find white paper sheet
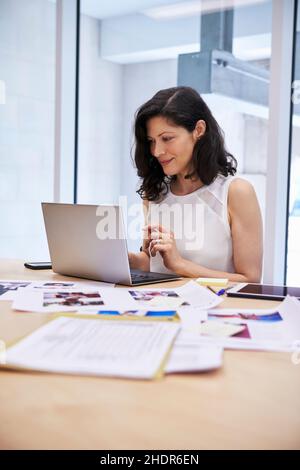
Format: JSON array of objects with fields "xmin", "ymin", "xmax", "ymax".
[
  {"xmin": 177, "ymin": 281, "xmax": 224, "ymax": 309},
  {"xmin": 127, "ymin": 287, "xmax": 188, "ymax": 309},
  {"xmin": 13, "ymin": 288, "xmax": 103, "ymax": 313},
  {"xmin": 177, "ymin": 307, "xmax": 207, "ymax": 330},
  {"xmin": 201, "ymin": 296, "xmax": 300, "ymax": 351},
  {"xmin": 165, "ymin": 336, "xmax": 223, "ymax": 373},
  {"xmin": 5, "ymin": 316, "xmax": 180, "ymax": 379},
  {"xmin": 12, "ymin": 287, "xmax": 137, "ymax": 313},
  {"xmin": 127, "ymin": 280, "xmax": 222, "ymax": 311}
]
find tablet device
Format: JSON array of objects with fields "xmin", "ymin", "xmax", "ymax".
[{"xmin": 227, "ymin": 283, "xmax": 300, "ymax": 301}]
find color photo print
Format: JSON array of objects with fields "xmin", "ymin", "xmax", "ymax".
[
  {"xmin": 201, "ymin": 310, "xmax": 283, "ymax": 340},
  {"xmin": 208, "ymin": 311, "xmax": 283, "ymax": 322},
  {"xmin": 33, "ymin": 282, "xmax": 76, "ymax": 290},
  {"xmin": 128, "ymin": 289, "xmax": 190, "ymax": 308},
  {"xmin": 43, "ymin": 291, "xmax": 105, "ymax": 308},
  {"xmin": 96, "ymin": 309, "xmax": 176, "ymax": 317}
]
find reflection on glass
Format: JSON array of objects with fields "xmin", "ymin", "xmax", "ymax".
[
  {"xmin": 78, "ymin": 0, "xmax": 272, "ymax": 254},
  {"xmin": 286, "ymin": 2, "xmax": 300, "ymax": 286}
]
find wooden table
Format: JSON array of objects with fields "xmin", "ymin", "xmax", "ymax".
[{"xmin": 0, "ymin": 259, "xmax": 299, "ymax": 450}]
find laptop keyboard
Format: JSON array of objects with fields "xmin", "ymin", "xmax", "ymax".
[
  {"xmin": 130, "ymin": 270, "xmax": 179, "ymax": 282},
  {"xmin": 131, "ymin": 272, "xmax": 158, "ymax": 281}
]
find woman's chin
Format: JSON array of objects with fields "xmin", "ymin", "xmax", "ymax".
[{"xmin": 163, "ymin": 168, "xmax": 177, "ymax": 176}]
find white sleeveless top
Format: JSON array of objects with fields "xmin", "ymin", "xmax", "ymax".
[{"xmin": 148, "ymin": 174, "xmax": 236, "ymax": 274}]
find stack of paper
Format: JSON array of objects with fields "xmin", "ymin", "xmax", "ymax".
[
  {"xmin": 5, "ymin": 316, "xmax": 180, "ymax": 380},
  {"xmin": 1, "ymin": 279, "xmax": 225, "ymax": 377},
  {"xmin": 3, "ymin": 278, "xmax": 300, "ymax": 377}
]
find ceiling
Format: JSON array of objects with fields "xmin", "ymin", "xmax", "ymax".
[
  {"xmin": 81, "ymin": 0, "xmax": 180, "ymax": 19},
  {"xmin": 78, "ymin": 0, "xmax": 270, "ymax": 20}
]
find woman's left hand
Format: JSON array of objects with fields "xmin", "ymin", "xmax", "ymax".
[{"xmin": 145, "ymin": 224, "xmax": 183, "ymax": 273}]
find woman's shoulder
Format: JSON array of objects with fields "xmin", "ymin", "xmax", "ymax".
[
  {"xmin": 228, "ymin": 177, "xmax": 256, "ymax": 197},
  {"xmin": 228, "ymin": 177, "xmax": 258, "ymax": 213}
]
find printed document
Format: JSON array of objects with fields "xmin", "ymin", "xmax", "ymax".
[{"xmin": 5, "ymin": 316, "xmax": 180, "ymax": 379}]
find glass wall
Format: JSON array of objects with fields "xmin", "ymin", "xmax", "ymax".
[
  {"xmin": 0, "ymin": 0, "xmax": 56, "ymax": 260},
  {"xmin": 77, "ymin": 0, "xmax": 272, "ymax": 253},
  {"xmin": 286, "ymin": 0, "xmax": 300, "ymax": 286}
]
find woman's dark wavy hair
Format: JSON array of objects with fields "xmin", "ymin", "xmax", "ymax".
[{"xmin": 133, "ymin": 86, "xmax": 237, "ymax": 201}]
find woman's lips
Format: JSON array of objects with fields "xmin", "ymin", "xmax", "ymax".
[{"xmin": 159, "ymin": 158, "xmax": 174, "ymax": 166}]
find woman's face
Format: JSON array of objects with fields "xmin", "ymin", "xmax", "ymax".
[{"xmin": 146, "ymin": 116, "xmax": 200, "ymax": 177}]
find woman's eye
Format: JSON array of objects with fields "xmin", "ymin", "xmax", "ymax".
[{"xmin": 147, "ymin": 137, "xmax": 173, "ymax": 145}]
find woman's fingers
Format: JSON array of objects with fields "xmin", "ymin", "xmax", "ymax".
[
  {"xmin": 149, "ymin": 238, "xmax": 172, "ymax": 257},
  {"xmin": 143, "ymin": 224, "xmax": 174, "ymax": 257},
  {"xmin": 149, "ymin": 239, "xmax": 157, "ymax": 257},
  {"xmin": 150, "ymin": 230, "xmax": 171, "ymax": 241},
  {"xmin": 143, "ymin": 224, "xmax": 174, "ymax": 238},
  {"xmin": 149, "ymin": 239, "xmax": 160, "ymax": 257},
  {"xmin": 151, "ymin": 243, "xmax": 172, "ymax": 257},
  {"xmin": 143, "ymin": 223, "xmax": 168, "ymax": 233},
  {"xmin": 150, "ymin": 228, "xmax": 160, "ymax": 240}
]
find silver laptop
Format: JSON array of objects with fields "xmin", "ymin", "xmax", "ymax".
[{"xmin": 42, "ymin": 203, "xmax": 181, "ymax": 286}]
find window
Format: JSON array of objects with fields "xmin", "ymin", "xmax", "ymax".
[
  {"xmin": 0, "ymin": 0, "xmax": 56, "ymax": 260},
  {"xmin": 77, "ymin": 0, "xmax": 273, "ymax": 253},
  {"xmin": 286, "ymin": 0, "xmax": 300, "ymax": 286}
]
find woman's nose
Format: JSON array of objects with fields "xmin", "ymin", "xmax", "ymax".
[{"xmin": 152, "ymin": 142, "xmax": 166, "ymax": 157}]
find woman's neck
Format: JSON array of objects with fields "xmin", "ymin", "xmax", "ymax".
[{"xmin": 171, "ymin": 174, "xmax": 204, "ymax": 196}]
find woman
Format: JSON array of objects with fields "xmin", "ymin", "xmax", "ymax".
[{"xmin": 129, "ymin": 86, "xmax": 263, "ymax": 282}]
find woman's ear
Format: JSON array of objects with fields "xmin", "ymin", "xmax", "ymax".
[{"xmin": 193, "ymin": 120, "xmax": 206, "ymax": 140}]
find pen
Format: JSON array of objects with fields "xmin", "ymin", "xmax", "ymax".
[
  {"xmin": 216, "ymin": 287, "xmax": 233, "ymax": 296},
  {"xmin": 206, "ymin": 285, "xmax": 217, "ymax": 294},
  {"xmin": 216, "ymin": 288, "xmax": 226, "ymax": 296},
  {"xmin": 207, "ymin": 286, "xmax": 229, "ymax": 296}
]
